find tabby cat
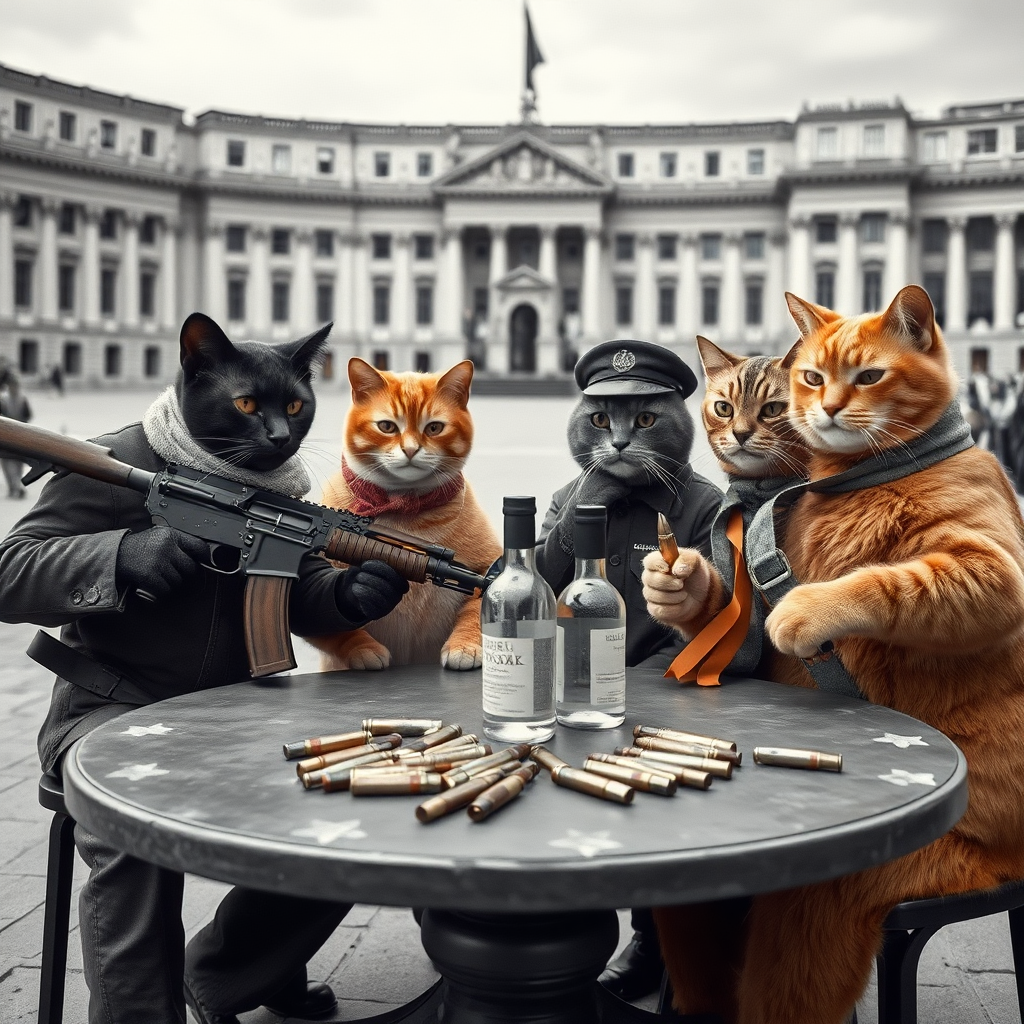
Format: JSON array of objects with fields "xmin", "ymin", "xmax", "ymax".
[{"xmin": 310, "ymin": 357, "xmax": 501, "ymax": 671}]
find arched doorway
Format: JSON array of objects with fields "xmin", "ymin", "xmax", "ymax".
[{"xmin": 509, "ymin": 303, "xmax": 538, "ymax": 373}]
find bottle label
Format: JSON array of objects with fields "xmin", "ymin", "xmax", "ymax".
[
  {"xmin": 590, "ymin": 627, "xmax": 626, "ymax": 706},
  {"xmin": 483, "ymin": 635, "xmax": 541, "ymax": 717},
  {"xmin": 556, "ymin": 625, "xmax": 565, "ymax": 703}
]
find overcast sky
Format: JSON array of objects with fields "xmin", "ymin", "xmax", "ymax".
[{"xmin": 1, "ymin": 0, "xmax": 1022, "ymax": 126}]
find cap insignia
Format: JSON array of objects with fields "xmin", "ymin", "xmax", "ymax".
[{"xmin": 612, "ymin": 349, "xmax": 636, "ymax": 373}]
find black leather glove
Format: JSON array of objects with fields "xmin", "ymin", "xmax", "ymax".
[
  {"xmin": 115, "ymin": 527, "xmax": 209, "ymax": 599},
  {"xmin": 334, "ymin": 560, "xmax": 409, "ymax": 623},
  {"xmin": 557, "ymin": 471, "xmax": 632, "ymax": 551}
]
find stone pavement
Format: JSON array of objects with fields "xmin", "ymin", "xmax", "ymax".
[{"xmin": 0, "ymin": 388, "xmax": 1020, "ymax": 1022}]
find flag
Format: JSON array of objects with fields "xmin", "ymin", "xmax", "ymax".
[{"xmin": 525, "ymin": 5, "xmax": 545, "ymax": 92}]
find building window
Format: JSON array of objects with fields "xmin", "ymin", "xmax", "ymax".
[
  {"xmin": 615, "ymin": 285, "xmax": 633, "ymax": 326},
  {"xmin": 967, "ymin": 129, "xmax": 998, "ymax": 155},
  {"xmin": 862, "ymin": 268, "xmax": 883, "ymax": 312},
  {"xmin": 59, "ymin": 111, "xmax": 76, "ymax": 142},
  {"xmin": 271, "ymin": 229, "xmax": 290, "ymax": 255},
  {"xmin": 747, "ymin": 148, "xmax": 765, "ymax": 175},
  {"xmin": 923, "ymin": 271, "xmax": 946, "ymax": 328},
  {"xmin": 745, "ymin": 281, "xmax": 763, "ymax": 325},
  {"xmin": 374, "ymin": 152, "xmax": 391, "ymax": 177},
  {"xmin": 416, "ymin": 284, "xmax": 434, "ymax": 326},
  {"xmin": 140, "ymin": 215, "xmax": 157, "ymax": 245},
  {"xmin": 372, "ymin": 350, "xmax": 389, "ymax": 370},
  {"xmin": 20, "ymin": 339, "xmax": 39, "ymax": 375},
  {"xmin": 816, "ymin": 126, "xmax": 838, "ymax": 159},
  {"xmin": 100, "ymin": 120, "xmax": 116, "ymax": 149},
  {"xmin": 272, "ymin": 145, "xmax": 292, "ymax": 174},
  {"xmin": 701, "ymin": 282, "xmax": 720, "ymax": 326},
  {"xmin": 14, "ymin": 196, "xmax": 32, "ymax": 228},
  {"xmin": 372, "ymin": 233, "xmax": 392, "ymax": 260},
  {"xmin": 921, "ymin": 131, "xmax": 948, "ymax": 162},
  {"xmin": 414, "ymin": 352, "xmax": 431, "ymax": 373},
  {"xmin": 969, "ymin": 271, "xmax": 994, "ymax": 326},
  {"xmin": 700, "ymin": 234, "xmax": 721, "ymax": 260},
  {"xmin": 815, "ymin": 217, "xmax": 837, "ymax": 244},
  {"xmin": 615, "ymin": 234, "xmax": 635, "ymax": 261},
  {"xmin": 14, "ymin": 261, "xmax": 32, "ymax": 308},
  {"xmin": 1017, "ymin": 126, "xmax": 1024, "ymax": 153},
  {"xmin": 562, "ymin": 287, "xmax": 580, "ymax": 314},
  {"xmin": 14, "ymin": 101, "xmax": 32, "ymax": 133},
  {"xmin": 226, "ymin": 225, "xmax": 246, "ymax": 252},
  {"xmin": 227, "ymin": 140, "xmax": 245, "ymax": 167},
  {"xmin": 316, "ymin": 282, "xmax": 334, "ymax": 322},
  {"xmin": 315, "ymin": 230, "xmax": 334, "ymax": 257},
  {"xmin": 59, "ymin": 203, "xmax": 76, "ymax": 235},
  {"xmin": 617, "ymin": 153, "xmax": 634, "ymax": 177},
  {"xmin": 100, "ymin": 209, "xmax": 117, "ymax": 240},
  {"xmin": 815, "ymin": 269, "xmax": 835, "ymax": 308},
  {"xmin": 417, "ymin": 153, "xmax": 433, "ymax": 177},
  {"xmin": 140, "ymin": 272, "xmax": 156, "ymax": 317},
  {"xmin": 922, "ymin": 219, "xmax": 947, "ymax": 253},
  {"xmin": 472, "ymin": 239, "xmax": 489, "ymax": 261},
  {"xmin": 660, "ymin": 152, "xmax": 677, "ymax": 177},
  {"xmin": 58, "ymin": 265, "xmax": 75, "ymax": 312},
  {"xmin": 414, "ymin": 234, "xmax": 434, "ymax": 260},
  {"xmin": 862, "ymin": 214, "xmax": 886, "ymax": 244},
  {"xmin": 744, "ymin": 233, "xmax": 765, "ymax": 260},
  {"xmin": 104, "ymin": 344, "xmax": 121, "ymax": 377},
  {"xmin": 563, "ymin": 239, "xmax": 581, "ymax": 260},
  {"xmin": 657, "ymin": 235, "xmax": 677, "ymax": 261},
  {"xmin": 228, "ymin": 278, "xmax": 246, "ymax": 321},
  {"xmin": 272, "ymin": 280, "xmax": 290, "ymax": 322},
  {"xmin": 100, "ymin": 268, "xmax": 116, "ymax": 315},
  {"xmin": 658, "ymin": 285, "xmax": 676, "ymax": 326},
  {"xmin": 317, "ymin": 147, "xmax": 334, "ymax": 174},
  {"xmin": 471, "ymin": 288, "xmax": 488, "ymax": 320},
  {"xmin": 63, "ymin": 341, "xmax": 82, "ymax": 376},
  {"xmin": 970, "ymin": 348, "xmax": 990, "ymax": 374},
  {"xmin": 863, "ymin": 124, "xmax": 885, "ymax": 157},
  {"xmin": 704, "ymin": 151, "xmax": 720, "ymax": 177},
  {"xmin": 967, "ymin": 218, "xmax": 995, "ymax": 251},
  {"xmin": 140, "ymin": 128, "xmax": 156, "ymax": 157},
  {"xmin": 144, "ymin": 346, "xmax": 161, "ymax": 378},
  {"xmin": 373, "ymin": 283, "xmax": 390, "ymax": 325}
]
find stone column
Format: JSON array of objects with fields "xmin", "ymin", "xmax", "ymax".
[
  {"xmin": 337, "ymin": 231, "xmax": 355, "ymax": 341},
  {"xmin": 581, "ymin": 226, "xmax": 602, "ymax": 342},
  {"xmin": 539, "ymin": 225, "xmax": 557, "ymax": 283},
  {"xmin": 161, "ymin": 217, "xmax": 179, "ymax": 330},
  {"xmin": 294, "ymin": 229, "xmax": 314, "ymax": 331},
  {"xmin": 122, "ymin": 212, "xmax": 140, "ymax": 328},
  {"xmin": 352, "ymin": 233, "xmax": 369, "ymax": 347},
  {"xmin": 837, "ymin": 213, "xmax": 859, "ymax": 314},
  {"xmin": 679, "ymin": 233, "xmax": 698, "ymax": 338},
  {"xmin": 787, "ymin": 216, "xmax": 811, "ymax": 298},
  {"xmin": 885, "ymin": 213, "xmax": 909, "ymax": 304},
  {"xmin": 636, "ymin": 233, "xmax": 656, "ymax": 338},
  {"xmin": 441, "ymin": 226, "xmax": 464, "ymax": 339},
  {"xmin": 393, "ymin": 232, "xmax": 411, "ymax": 340},
  {"xmin": 250, "ymin": 226, "xmax": 270, "ymax": 335},
  {"xmin": 994, "ymin": 214, "xmax": 1017, "ymax": 332},
  {"xmin": 721, "ymin": 232, "xmax": 742, "ymax": 340},
  {"xmin": 0, "ymin": 192, "xmax": 13, "ymax": 319},
  {"xmin": 767, "ymin": 231, "xmax": 788, "ymax": 343},
  {"xmin": 945, "ymin": 217, "xmax": 967, "ymax": 334},
  {"xmin": 488, "ymin": 225, "xmax": 508, "ymax": 341},
  {"xmin": 83, "ymin": 204, "xmax": 101, "ymax": 326},
  {"xmin": 39, "ymin": 198, "xmax": 59, "ymax": 322},
  {"xmin": 203, "ymin": 222, "xmax": 225, "ymax": 323}
]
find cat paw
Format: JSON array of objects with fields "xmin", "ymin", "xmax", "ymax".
[
  {"xmin": 765, "ymin": 584, "xmax": 850, "ymax": 660},
  {"xmin": 441, "ymin": 642, "xmax": 483, "ymax": 671},
  {"xmin": 641, "ymin": 549, "xmax": 711, "ymax": 626},
  {"xmin": 319, "ymin": 637, "xmax": 392, "ymax": 672}
]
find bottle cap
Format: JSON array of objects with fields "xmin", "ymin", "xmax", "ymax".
[
  {"xmin": 503, "ymin": 496, "xmax": 536, "ymax": 550},
  {"xmin": 574, "ymin": 504, "xmax": 607, "ymax": 560},
  {"xmin": 503, "ymin": 496, "xmax": 536, "ymax": 516}
]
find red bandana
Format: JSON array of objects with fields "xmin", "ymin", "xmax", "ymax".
[{"xmin": 341, "ymin": 459, "xmax": 465, "ymax": 517}]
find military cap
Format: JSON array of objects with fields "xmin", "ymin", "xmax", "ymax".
[{"xmin": 574, "ymin": 339, "xmax": 698, "ymax": 398}]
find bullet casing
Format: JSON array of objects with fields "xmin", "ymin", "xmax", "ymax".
[
  {"xmin": 421, "ymin": 734, "xmax": 484, "ymax": 755},
  {"xmin": 753, "ymin": 746, "xmax": 843, "ymax": 772},
  {"xmin": 294, "ymin": 736, "xmax": 402, "ymax": 776},
  {"xmin": 282, "ymin": 729, "xmax": 366, "ymax": 760},
  {"xmin": 312, "ymin": 751, "xmax": 397, "ymax": 791},
  {"xmin": 657, "ymin": 512, "xmax": 680, "ymax": 565},
  {"xmin": 616, "ymin": 746, "xmax": 733, "ymax": 779},
  {"xmin": 416, "ymin": 724, "xmax": 464, "ymax": 750},
  {"xmin": 587, "ymin": 752, "xmax": 712, "ymax": 790},
  {"xmin": 528, "ymin": 746, "xmax": 569, "ymax": 774},
  {"xmin": 635, "ymin": 735, "xmax": 741, "ymax": 765},
  {"xmin": 551, "ymin": 766, "xmax": 634, "ymax": 804},
  {"xmin": 467, "ymin": 765, "xmax": 539, "ymax": 822},
  {"xmin": 441, "ymin": 744, "xmax": 531, "ymax": 789},
  {"xmin": 395, "ymin": 744, "xmax": 489, "ymax": 767},
  {"xmin": 415, "ymin": 768, "xmax": 508, "ymax": 823},
  {"xmin": 350, "ymin": 771, "xmax": 444, "ymax": 795},
  {"xmin": 633, "ymin": 725, "xmax": 737, "ymax": 754},
  {"xmin": 362, "ymin": 719, "xmax": 444, "ymax": 737},
  {"xmin": 583, "ymin": 759, "xmax": 677, "ymax": 796}
]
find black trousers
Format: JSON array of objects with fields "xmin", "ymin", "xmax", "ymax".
[{"xmin": 74, "ymin": 824, "xmax": 350, "ymax": 1024}]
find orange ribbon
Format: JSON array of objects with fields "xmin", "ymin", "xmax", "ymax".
[{"xmin": 664, "ymin": 508, "xmax": 752, "ymax": 687}]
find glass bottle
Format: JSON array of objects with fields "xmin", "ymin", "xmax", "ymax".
[
  {"xmin": 480, "ymin": 496, "xmax": 557, "ymax": 743},
  {"xmin": 555, "ymin": 505, "xmax": 627, "ymax": 729}
]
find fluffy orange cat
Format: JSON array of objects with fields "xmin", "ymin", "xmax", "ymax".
[
  {"xmin": 655, "ymin": 285, "xmax": 1024, "ymax": 1023},
  {"xmin": 310, "ymin": 357, "xmax": 501, "ymax": 671}
]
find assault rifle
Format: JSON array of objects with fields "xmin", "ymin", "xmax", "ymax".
[{"xmin": 0, "ymin": 418, "xmax": 496, "ymax": 678}]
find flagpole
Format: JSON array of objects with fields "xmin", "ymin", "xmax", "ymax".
[{"xmin": 521, "ymin": 3, "xmax": 544, "ymax": 123}]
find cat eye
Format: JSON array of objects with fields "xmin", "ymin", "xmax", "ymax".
[
  {"xmin": 856, "ymin": 369, "xmax": 885, "ymax": 385},
  {"xmin": 234, "ymin": 396, "xmax": 258, "ymax": 414},
  {"xmin": 761, "ymin": 402, "xmax": 787, "ymax": 418},
  {"xmin": 713, "ymin": 401, "xmax": 733, "ymax": 418},
  {"xmin": 424, "ymin": 421, "xmax": 445, "ymax": 436},
  {"xmin": 376, "ymin": 420, "xmax": 399, "ymax": 434},
  {"xmin": 591, "ymin": 412, "xmax": 610, "ymax": 429},
  {"xmin": 635, "ymin": 412, "xmax": 657, "ymax": 428},
  {"xmin": 802, "ymin": 371, "xmax": 824, "ymax": 387},
  {"xmin": 286, "ymin": 399, "xmax": 303, "ymax": 416}
]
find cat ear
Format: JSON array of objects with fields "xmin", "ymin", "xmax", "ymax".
[
  {"xmin": 695, "ymin": 336, "xmax": 742, "ymax": 377},
  {"xmin": 785, "ymin": 292, "xmax": 841, "ymax": 338},
  {"xmin": 880, "ymin": 285, "xmax": 937, "ymax": 352},
  {"xmin": 780, "ymin": 338, "xmax": 804, "ymax": 369},
  {"xmin": 436, "ymin": 360, "xmax": 474, "ymax": 410},
  {"xmin": 348, "ymin": 356, "xmax": 388, "ymax": 400},
  {"xmin": 283, "ymin": 322, "xmax": 333, "ymax": 376},
  {"xmin": 179, "ymin": 312, "xmax": 236, "ymax": 366}
]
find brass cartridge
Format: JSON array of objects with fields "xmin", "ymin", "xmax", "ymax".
[
  {"xmin": 441, "ymin": 744, "xmax": 532, "ymax": 789},
  {"xmin": 467, "ymin": 764, "xmax": 540, "ymax": 822},
  {"xmin": 395, "ymin": 744, "xmax": 489, "ymax": 767},
  {"xmin": 415, "ymin": 768, "xmax": 508, "ymax": 823},
  {"xmin": 528, "ymin": 745, "xmax": 568, "ymax": 774},
  {"xmin": 633, "ymin": 725, "xmax": 738, "ymax": 754},
  {"xmin": 657, "ymin": 512, "xmax": 680, "ymax": 565},
  {"xmin": 294, "ymin": 735, "xmax": 402, "ymax": 777},
  {"xmin": 615, "ymin": 746, "xmax": 733, "ymax": 780},
  {"xmin": 634, "ymin": 735, "xmax": 741, "ymax": 765},
  {"xmin": 362, "ymin": 718, "xmax": 444, "ymax": 737},
  {"xmin": 283, "ymin": 729, "xmax": 366, "ymax": 760},
  {"xmin": 587, "ymin": 752, "xmax": 712, "ymax": 791},
  {"xmin": 583, "ymin": 759, "xmax": 677, "ymax": 796},
  {"xmin": 550, "ymin": 765, "xmax": 634, "ymax": 805},
  {"xmin": 417, "ymin": 724, "xmax": 464, "ymax": 750},
  {"xmin": 383, "ymin": 752, "xmax": 478, "ymax": 772},
  {"xmin": 420, "ymin": 734, "xmax": 484, "ymax": 755},
  {"xmin": 752, "ymin": 746, "xmax": 843, "ymax": 772},
  {"xmin": 350, "ymin": 771, "xmax": 444, "ymax": 795},
  {"xmin": 311, "ymin": 750, "xmax": 398, "ymax": 791}
]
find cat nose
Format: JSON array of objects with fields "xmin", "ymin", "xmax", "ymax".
[
  {"xmin": 733, "ymin": 429, "xmax": 753, "ymax": 446},
  {"xmin": 612, "ymin": 439, "xmax": 630, "ymax": 451},
  {"xmin": 402, "ymin": 441, "xmax": 421, "ymax": 460},
  {"xmin": 822, "ymin": 401, "xmax": 845, "ymax": 418}
]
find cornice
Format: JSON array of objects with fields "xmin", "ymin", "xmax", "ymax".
[
  {"xmin": 1, "ymin": 137, "xmax": 186, "ymax": 189},
  {"xmin": 780, "ymin": 162, "xmax": 918, "ymax": 187},
  {"xmin": 614, "ymin": 183, "xmax": 783, "ymax": 208},
  {"xmin": 915, "ymin": 164, "xmax": 1024, "ymax": 190}
]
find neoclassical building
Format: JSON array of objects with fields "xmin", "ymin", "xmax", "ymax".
[{"xmin": 1, "ymin": 60, "xmax": 1022, "ymax": 388}]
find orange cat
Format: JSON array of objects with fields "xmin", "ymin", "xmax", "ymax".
[
  {"xmin": 310, "ymin": 358, "xmax": 501, "ymax": 671},
  {"xmin": 656, "ymin": 285, "xmax": 1024, "ymax": 1023}
]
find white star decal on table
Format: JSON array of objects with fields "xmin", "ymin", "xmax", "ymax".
[
  {"xmin": 873, "ymin": 733, "xmax": 929, "ymax": 749},
  {"xmin": 105, "ymin": 763, "xmax": 170, "ymax": 781},
  {"xmin": 878, "ymin": 769, "xmax": 936, "ymax": 788},
  {"xmin": 120, "ymin": 723, "xmax": 174, "ymax": 737},
  {"xmin": 290, "ymin": 820, "xmax": 368, "ymax": 845},
  {"xmin": 548, "ymin": 830, "xmax": 622, "ymax": 858}
]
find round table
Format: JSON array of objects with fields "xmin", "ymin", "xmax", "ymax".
[{"xmin": 63, "ymin": 667, "xmax": 967, "ymax": 1024}]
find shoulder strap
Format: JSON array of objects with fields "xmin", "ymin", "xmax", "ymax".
[{"xmin": 27, "ymin": 630, "xmax": 154, "ymax": 705}]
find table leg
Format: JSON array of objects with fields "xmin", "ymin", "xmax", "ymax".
[{"xmin": 420, "ymin": 907, "xmax": 620, "ymax": 1023}]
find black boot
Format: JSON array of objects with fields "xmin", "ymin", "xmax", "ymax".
[
  {"xmin": 264, "ymin": 977, "xmax": 339, "ymax": 1019},
  {"xmin": 598, "ymin": 915, "xmax": 664, "ymax": 1003}
]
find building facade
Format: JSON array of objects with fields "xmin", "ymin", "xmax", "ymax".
[{"xmin": 1, "ymin": 61, "xmax": 1023, "ymax": 388}]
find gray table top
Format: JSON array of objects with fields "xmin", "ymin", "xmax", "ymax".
[{"xmin": 63, "ymin": 667, "xmax": 967, "ymax": 912}]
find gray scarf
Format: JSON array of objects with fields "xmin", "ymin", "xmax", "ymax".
[{"xmin": 142, "ymin": 386, "xmax": 311, "ymax": 498}]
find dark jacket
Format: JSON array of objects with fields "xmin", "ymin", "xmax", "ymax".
[
  {"xmin": 535, "ymin": 469, "xmax": 722, "ymax": 668},
  {"xmin": 0, "ymin": 423, "xmax": 363, "ymax": 771}
]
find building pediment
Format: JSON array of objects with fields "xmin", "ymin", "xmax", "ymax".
[
  {"xmin": 434, "ymin": 130, "xmax": 613, "ymax": 198},
  {"xmin": 495, "ymin": 265, "xmax": 553, "ymax": 292}
]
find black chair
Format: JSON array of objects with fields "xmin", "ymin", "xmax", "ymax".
[
  {"xmin": 877, "ymin": 879, "xmax": 1024, "ymax": 1024},
  {"xmin": 37, "ymin": 774, "xmax": 77, "ymax": 1024}
]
